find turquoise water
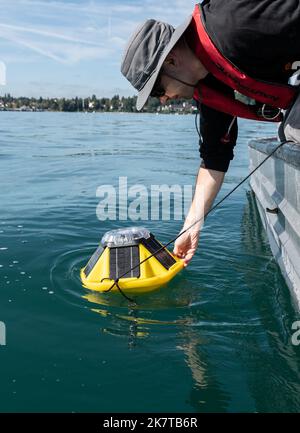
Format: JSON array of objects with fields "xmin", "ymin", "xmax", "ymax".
[{"xmin": 0, "ymin": 112, "xmax": 299, "ymax": 413}]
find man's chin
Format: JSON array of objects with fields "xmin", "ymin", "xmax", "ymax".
[{"xmin": 183, "ymin": 94, "xmax": 194, "ymax": 100}]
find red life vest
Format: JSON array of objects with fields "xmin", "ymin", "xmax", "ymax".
[{"xmin": 191, "ymin": 3, "xmax": 298, "ymax": 122}]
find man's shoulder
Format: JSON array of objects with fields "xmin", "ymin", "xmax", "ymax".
[{"xmin": 201, "ymin": 0, "xmax": 300, "ymax": 81}]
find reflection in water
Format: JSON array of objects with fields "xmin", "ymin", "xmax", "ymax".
[
  {"xmin": 178, "ymin": 328, "xmax": 230, "ymax": 413},
  {"xmin": 84, "ymin": 288, "xmax": 229, "ymax": 411},
  {"xmin": 94, "ymin": 308, "xmax": 149, "ymax": 349},
  {"xmin": 239, "ymin": 190, "xmax": 300, "ymax": 412},
  {"xmin": 83, "ymin": 290, "xmax": 193, "ymax": 349}
]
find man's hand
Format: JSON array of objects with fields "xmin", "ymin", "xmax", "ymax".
[{"xmin": 173, "ymin": 228, "xmax": 200, "ymax": 267}]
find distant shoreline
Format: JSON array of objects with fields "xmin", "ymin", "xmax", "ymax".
[
  {"xmin": 0, "ymin": 94, "xmax": 197, "ymax": 114},
  {"xmin": 0, "ymin": 108, "xmax": 195, "ymax": 115}
]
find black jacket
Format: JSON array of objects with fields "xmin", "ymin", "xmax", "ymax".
[{"xmin": 196, "ymin": 0, "xmax": 300, "ymax": 172}]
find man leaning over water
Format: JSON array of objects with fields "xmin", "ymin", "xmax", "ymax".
[{"xmin": 120, "ymin": 0, "xmax": 300, "ymax": 266}]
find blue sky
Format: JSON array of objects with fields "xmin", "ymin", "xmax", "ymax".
[{"xmin": 0, "ymin": 0, "xmax": 197, "ymax": 98}]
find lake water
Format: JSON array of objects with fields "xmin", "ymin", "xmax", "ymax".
[{"xmin": 0, "ymin": 111, "xmax": 299, "ymax": 413}]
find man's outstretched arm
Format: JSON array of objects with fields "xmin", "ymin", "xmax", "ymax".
[
  {"xmin": 173, "ymin": 166, "xmax": 225, "ymax": 266},
  {"xmin": 173, "ymin": 93, "xmax": 238, "ymax": 266}
]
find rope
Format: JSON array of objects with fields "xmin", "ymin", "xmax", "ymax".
[{"xmin": 101, "ymin": 277, "xmax": 136, "ymax": 304}]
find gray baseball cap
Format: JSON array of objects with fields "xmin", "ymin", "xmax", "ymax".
[{"xmin": 121, "ymin": 15, "xmax": 192, "ymax": 111}]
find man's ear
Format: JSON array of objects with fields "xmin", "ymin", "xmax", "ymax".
[
  {"xmin": 164, "ymin": 51, "xmax": 177, "ymax": 67},
  {"xmin": 166, "ymin": 58, "xmax": 175, "ymax": 66}
]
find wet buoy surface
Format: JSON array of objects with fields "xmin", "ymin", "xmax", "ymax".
[{"xmin": 80, "ymin": 227, "xmax": 184, "ymax": 294}]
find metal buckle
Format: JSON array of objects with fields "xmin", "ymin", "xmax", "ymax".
[{"xmin": 261, "ymin": 104, "xmax": 281, "ymax": 120}]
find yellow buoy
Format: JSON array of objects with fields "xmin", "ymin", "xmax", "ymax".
[{"xmin": 80, "ymin": 227, "xmax": 183, "ymax": 294}]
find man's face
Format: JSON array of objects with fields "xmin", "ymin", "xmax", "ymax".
[{"xmin": 158, "ymin": 72, "xmax": 195, "ymax": 104}]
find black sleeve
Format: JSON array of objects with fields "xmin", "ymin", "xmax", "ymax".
[{"xmin": 197, "ymin": 76, "xmax": 238, "ymax": 173}]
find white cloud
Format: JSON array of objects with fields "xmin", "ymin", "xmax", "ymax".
[
  {"xmin": 0, "ymin": 23, "xmax": 105, "ymax": 46},
  {"xmin": 0, "ymin": 22, "xmax": 112, "ymax": 63},
  {"xmin": 0, "ymin": 0, "xmax": 197, "ymax": 64},
  {"xmin": 0, "ymin": 0, "xmax": 197, "ymax": 95}
]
